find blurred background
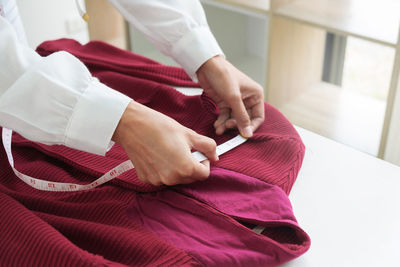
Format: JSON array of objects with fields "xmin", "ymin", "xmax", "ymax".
[{"xmin": 16, "ymin": 0, "xmax": 400, "ymax": 166}]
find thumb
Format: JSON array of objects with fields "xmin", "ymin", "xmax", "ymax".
[
  {"xmin": 229, "ymin": 95, "xmax": 253, "ymax": 138},
  {"xmin": 191, "ymin": 133, "xmax": 218, "ymax": 162}
]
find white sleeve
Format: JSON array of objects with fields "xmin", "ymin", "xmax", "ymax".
[
  {"xmin": 0, "ymin": 16, "xmax": 132, "ymax": 155},
  {"xmin": 109, "ymin": 0, "xmax": 224, "ymax": 80}
]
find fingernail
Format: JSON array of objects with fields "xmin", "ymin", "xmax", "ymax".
[{"xmin": 242, "ymin": 126, "xmax": 253, "ymax": 138}]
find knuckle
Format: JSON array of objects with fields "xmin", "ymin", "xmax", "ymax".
[
  {"xmin": 249, "ymin": 82, "xmax": 264, "ymax": 98},
  {"xmin": 195, "ymin": 167, "xmax": 209, "ymax": 181},
  {"xmin": 207, "ymin": 139, "xmax": 217, "ymax": 152},
  {"xmin": 237, "ymin": 113, "xmax": 250, "ymax": 124},
  {"xmin": 241, "ymin": 115, "xmax": 251, "ymax": 124},
  {"xmin": 198, "ymin": 173, "xmax": 209, "ymax": 181},
  {"xmin": 159, "ymin": 170, "xmax": 177, "ymax": 186},
  {"xmin": 203, "ymin": 136, "xmax": 216, "ymax": 147},
  {"xmin": 226, "ymin": 92, "xmax": 241, "ymax": 103},
  {"xmin": 179, "ymin": 164, "xmax": 195, "ymax": 178},
  {"xmin": 162, "ymin": 176, "xmax": 178, "ymax": 186},
  {"xmin": 255, "ymin": 84, "xmax": 264, "ymax": 93},
  {"xmin": 257, "ymin": 88, "xmax": 264, "ymax": 99},
  {"xmin": 209, "ymin": 138, "xmax": 217, "ymax": 146},
  {"xmin": 189, "ymin": 130, "xmax": 200, "ymax": 139}
]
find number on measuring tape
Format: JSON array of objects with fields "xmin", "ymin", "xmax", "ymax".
[{"xmin": 2, "ymin": 128, "xmax": 247, "ymax": 192}]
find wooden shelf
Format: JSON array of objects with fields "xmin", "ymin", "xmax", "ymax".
[
  {"xmin": 273, "ymin": 0, "xmax": 400, "ymax": 46},
  {"xmin": 123, "ymin": 0, "xmax": 400, "ymax": 164},
  {"xmin": 279, "ymin": 82, "xmax": 386, "ymax": 155}
]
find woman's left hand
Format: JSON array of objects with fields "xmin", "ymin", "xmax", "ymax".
[{"xmin": 196, "ymin": 55, "xmax": 265, "ymax": 138}]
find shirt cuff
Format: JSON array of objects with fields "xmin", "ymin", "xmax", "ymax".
[
  {"xmin": 65, "ymin": 78, "xmax": 132, "ymax": 155},
  {"xmin": 170, "ymin": 26, "xmax": 224, "ymax": 81}
]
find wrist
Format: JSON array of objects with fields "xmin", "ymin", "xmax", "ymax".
[
  {"xmin": 112, "ymin": 100, "xmax": 140, "ymax": 145},
  {"xmin": 196, "ymin": 55, "xmax": 225, "ymax": 77}
]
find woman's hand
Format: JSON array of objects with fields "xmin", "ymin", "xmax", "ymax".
[
  {"xmin": 112, "ymin": 101, "xmax": 218, "ymax": 186},
  {"xmin": 197, "ymin": 55, "xmax": 265, "ymax": 138}
]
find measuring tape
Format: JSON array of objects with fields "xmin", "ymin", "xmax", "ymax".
[{"xmin": 2, "ymin": 128, "xmax": 247, "ymax": 192}]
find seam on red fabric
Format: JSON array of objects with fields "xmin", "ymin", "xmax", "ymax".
[
  {"xmin": 171, "ymin": 188, "xmax": 308, "ymax": 256},
  {"xmin": 281, "ymin": 141, "xmax": 305, "ymax": 194}
]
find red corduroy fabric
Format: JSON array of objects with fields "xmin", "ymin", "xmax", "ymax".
[{"xmin": 0, "ymin": 39, "xmax": 309, "ymax": 266}]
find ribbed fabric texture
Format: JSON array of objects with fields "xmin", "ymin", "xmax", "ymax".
[
  {"xmin": 0, "ymin": 39, "xmax": 309, "ymax": 266},
  {"xmin": 35, "ymin": 39, "xmax": 305, "ymax": 195}
]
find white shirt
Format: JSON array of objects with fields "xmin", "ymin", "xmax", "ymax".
[{"xmin": 0, "ymin": 0, "xmax": 223, "ymax": 155}]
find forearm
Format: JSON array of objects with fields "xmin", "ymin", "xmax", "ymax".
[
  {"xmin": 109, "ymin": 0, "xmax": 224, "ymax": 79},
  {"xmin": 0, "ymin": 16, "xmax": 131, "ymax": 155}
]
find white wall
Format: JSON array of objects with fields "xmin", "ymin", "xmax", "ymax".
[{"xmin": 17, "ymin": 0, "xmax": 89, "ymax": 49}]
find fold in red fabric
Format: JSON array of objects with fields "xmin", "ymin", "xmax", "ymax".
[{"xmin": 0, "ymin": 39, "xmax": 310, "ymax": 266}]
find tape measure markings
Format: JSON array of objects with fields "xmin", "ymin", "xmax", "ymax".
[{"xmin": 2, "ymin": 128, "xmax": 247, "ymax": 192}]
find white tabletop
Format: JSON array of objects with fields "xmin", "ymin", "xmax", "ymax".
[
  {"xmin": 174, "ymin": 87, "xmax": 400, "ymax": 266},
  {"xmin": 283, "ymin": 127, "xmax": 400, "ymax": 267}
]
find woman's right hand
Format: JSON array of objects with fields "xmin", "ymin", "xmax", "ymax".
[{"xmin": 112, "ymin": 101, "xmax": 218, "ymax": 186}]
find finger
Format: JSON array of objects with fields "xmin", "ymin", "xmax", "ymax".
[
  {"xmin": 214, "ymin": 108, "xmax": 230, "ymax": 135},
  {"xmin": 225, "ymin": 118, "xmax": 237, "ymax": 129},
  {"xmin": 197, "ymin": 160, "xmax": 211, "ymax": 181},
  {"xmin": 249, "ymin": 101, "xmax": 265, "ymax": 132},
  {"xmin": 225, "ymin": 107, "xmax": 251, "ymax": 129},
  {"xmin": 243, "ymin": 95, "xmax": 261, "ymax": 108},
  {"xmin": 229, "ymin": 96, "xmax": 252, "ymax": 138},
  {"xmin": 191, "ymin": 159, "xmax": 211, "ymax": 181},
  {"xmin": 191, "ymin": 134, "xmax": 218, "ymax": 162},
  {"xmin": 216, "ymin": 124, "xmax": 227, "ymax": 136},
  {"xmin": 214, "ymin": 108, "xmax": 230, "ymax": 128}
]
